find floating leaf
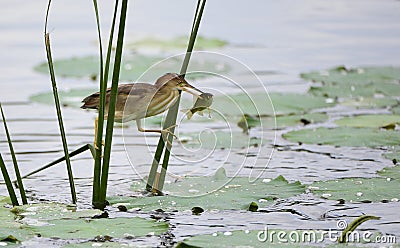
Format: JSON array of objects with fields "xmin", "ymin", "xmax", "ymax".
[
  {"xmin": 108, "ymin": 169, "xmax": 305, "ymax": 211},
  {"xmin": 182, "ymin": 130, "xmax": 264, "ymax": 149},
  {"xmin": 212, "ymin": 93, "xmax": 334, "ymax": 116},
  {"xmin": 391, "ymin": 105, "xmax": 400, "ymax": 115},
  {"xmin": 237, "ymin": 114, "xmax": 261, "ymax": 133},
  {"xmin": 177, "ymin": 229, "xmax": 363, "ymax": 247},
  {"xmin": 126, "ymin": 36, "xmax": 228, "ymax": 50},
  {"xmin": 283, "ymin": 127, "xmax": 400, "ymax": 147},
  {"xmin": 33, "ymin": 54, "xmax": 230, "ymax": 81},
  {"xmin": 0, "ymin": 201, "xmax": 33, "ymax": 242},
  {"xmin": 275, "ymin": 113, "xmax": 328, "ymax": 129},
  {"xmin": 28, "ymin": 217, "xmax": 168, "ymax": 240},
  {"xmin": 302, "ymin": 66, "xmax": 400, "ymax": 98},
  {"xmin": 377, "ymin": 163, "xmax": 400, "ymax": 180},
  {"xmin": 335, "ymin": 114, "xmax": 400, "ymax": 128},
  {"xmin": 301, "ymin": 66, "xmax": 400, "ymax": 85},
  {"xmin": 13, "ymin": 203, "xmax": 102, "ymax": 221},
  {"xmin": 341, "ymin": 97, "xmax": 398, "ymax": 109},
  {"xmin": 30, "ymin": 88, "xmax": 96, "ymax": 108},
  {"xmin": 309, "ymin": 165, "xmax": 400, "ymax": 203}
]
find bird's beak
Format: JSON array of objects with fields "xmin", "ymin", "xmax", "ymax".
[{"xmin": 180, "ymin": 83, "xmax": 204, "ymax": 98}]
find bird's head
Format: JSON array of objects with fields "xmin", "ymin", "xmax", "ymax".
[{"xmin": 155, "ymin": 73, "xmax": 203, "ymax": 97}]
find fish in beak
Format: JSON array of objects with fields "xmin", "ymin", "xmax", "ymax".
[{"xmin": 179, "ymin": 81, "xmax": 204, "ymax": 98}]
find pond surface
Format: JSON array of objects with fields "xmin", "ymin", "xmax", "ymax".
[{"xmin": 1, "ymin": 0, "xmax": 400, "ymax": 247}]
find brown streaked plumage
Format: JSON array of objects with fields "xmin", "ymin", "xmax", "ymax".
[{"xmin": 81, "ymin": 73, "xmax": 203, "ymax": 140}]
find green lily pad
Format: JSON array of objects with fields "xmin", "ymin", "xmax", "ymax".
[
  {"xmin": 341, "ymin": 97, "xmax": 398, "ymax": 109},
  {"xmin": 335, "ymin": 114, "xmax": 400, "ymax": 128},
  {"xmin": 309, "ymin": 165, "xmax": 400, "ymax": 203},
  {"xmin": 33, "ymin": 53, "xmax": 230, "ymax": 81},
  {"xmin": 12, "ymin": 203, "xmax": 102, "ymax": 220},
  {"xmin": 237, "ymin": 113, "xmax": 329, "ymax": 131},
  {"xmin": 310, "ymin": 178, "xmax": 399, "ymax": 203},
  {"xmin": 177, "ymin": 229, "xmax": 371, "ymax": 247},
  {"xmin": 64, "ymin": 242, "xmax": 132, "ymax": 248},
  {"xmin": 126, "ymin": 36, "xmax": 228, "ymax": 50},
  {"xmin": 391, "ymin": 105, "xmax": 400, "ymax": 115},
  {"xmin": 30, "ymin": 88, "xmax": 96, "ymax": 108},
  {"xmin": 212, "ymin": 93, "xmax": 334, "ymax": 117},
  {"xmin": 28, "ymin": 217, "xmax": 168, "ymax": 240},
  {"xmin": 283, "ymin": 127, "xmax": 400, "ymax": 147},
  {"xmin": 302, "ymin": 66, "xmax": 400, "ymax": 98},
  {"xmin": 275, "ymin": 113, "xmax": 328, "ymax": 129},
  {"xmin": 0, "ymin": 199, "xmax": 34, "ymax": 242},
  {"xmin": 377, "ymin": 164, "xmax": 400, "ymax": 180},
  {"xmin": 108, "ymin": 168, "xmax": 305, "ymax": 211},
  {"xmin": 182, "ymin": 130, "xmax": 264, "ymax": 149},
  {"xmin": 301, "ymin": 66, "xmax": 400, "ymax": 85},
  {"xmin": 382, "ymin": 150, "xmax": 400, "ymax": 163},
  {"xmin": 237, "ymin": 114, "xmax": 261, "ymax": 133}
]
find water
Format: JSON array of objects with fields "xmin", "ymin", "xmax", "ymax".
[{"xmin": 1, "ymin": 0, "xmax": 400, "ymax": 246}]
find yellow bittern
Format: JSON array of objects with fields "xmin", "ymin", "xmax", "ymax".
[{"xmin": 81, "ymin": 73, "xmax": 203, "ymax": 143}]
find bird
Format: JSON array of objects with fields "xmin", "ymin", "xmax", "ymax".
[{"xmin": 81, "ymin": 73, "xmax": 204, "ymax": 146}]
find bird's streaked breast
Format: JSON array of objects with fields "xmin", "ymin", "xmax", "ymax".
[{"xmin": 145, "ymin": 90, "xmax": 179, "ymax": 117}]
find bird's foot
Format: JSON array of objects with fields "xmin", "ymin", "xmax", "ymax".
[
  {"xmin": 161, "ymin": 125, "xmax": 179, "ymax": 145},
  {"xmin": 94, "ymin": 140, "xmax": 105, "ymax": 150}
]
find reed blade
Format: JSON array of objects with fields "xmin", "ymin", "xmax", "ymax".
[
  {"xmin": 0, "ymin": 103, "xmax": 27, "ymax": 204},
  {"xmin": 17, "ymin": 144, "xmax": 91, "ymax": 181},
  {"xmin": 92, "ymin": 0, "xmax": 119, "ymax": 208},
  {"xmin": 0, "ymin": 153, "xmax": 19, "ymax": 206},
  {"xmin": 147, "ymin": 0, "xmax": 207, "ymax": 192},
  {"xmin": 44, "ymin": 0, "xmax": 77, "ymax": 204},
  {"xmin": 99, "ymin": 0, "xmax": 129, "ymax": 205}
]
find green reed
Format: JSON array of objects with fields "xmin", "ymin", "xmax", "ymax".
[
  {"xmin": 44, "ymin": 0, "xmax": 77, "ymax": 204},
  {"xmin": 0, "ymin": 103, "xmax": 27, "ymax": 204},
  {"xmin": 147, "ymin": 0, "xmax": 207, "ymax": 192},
  {"xmin": 91, "ymin": 0, "xmax": 120, "ymax": 208}
]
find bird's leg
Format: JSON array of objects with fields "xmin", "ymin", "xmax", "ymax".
[
  {"xmin": 136, "ymin": 119, "xmax": 179, "ymax": 145},
  {"xmin": 94, "ymin": 117, "xmax": 105, "ymax": 150}
]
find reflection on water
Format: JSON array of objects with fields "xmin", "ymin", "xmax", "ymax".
[{"xmin": 1, "ymin": 0, "xmax": 400, "ymax": 245}]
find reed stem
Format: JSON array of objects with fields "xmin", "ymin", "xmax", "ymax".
[
  {"xmin": 98, "ymin": 0, "xmax": 129, "ymax": 205},
  {"xmin": 0, "ymin": 103, "xmax": 27, "ymax": 204}
]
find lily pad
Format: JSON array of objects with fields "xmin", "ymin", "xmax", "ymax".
[
  {"xmin": 177, "ymin": 229, "xmax": 367, "ymax": 247},
  {"xmin": 275, "ymin": 113, "xmax": 328, "ymax": 129},
  {"xmin": 302, "ymin": 66, "xmax": 400, "ymax": 98},
  {"xmin": 237, "ymin": 113, "xmax": 328, "ymax": 131},
  {"xmin": 212, "ymin": 93, "xmax": 334, "ymax": 117},
  {"xmin": 126, "ymin": 36, "xmax": 228, "ymax": 50},
  {"xmin": 301, "ymin": 66, "xmax": 400, "ymax": 85},
  {"xmin": 341, "ymin": 97, "xmax": 398, "ymax": 109},
  {"xmin": 33, "ymin": 53, "xmax": 230, "ymax": 81},
  {"xmin": 28, "ymin": 217, "xmax": 168, "ymax": 240},
  {"xmin": 108, "ymin": 168, "xmax": 305, "ymax": 211},
  {"xmin": 182, "ymin": 130, "xmax": 264, "ymax": 149},
  {"xmin": 282, "ymin": 127, "xmax": 400, "ymax": 147},
  {"xmin": 12, "ymin": 203, "xmax": 102, "ymax": 221},
  {"xmin": 309, "ymin": 165, "xmax": 400, "ymax": 203},
  {"xmin": 391, "ymin": 105, "xmax": 400, "ymax": 115},
  {"xmin": 335, "ymin": 114, "xmax": 400, "ymax": 128},
  {"xmin": 30, "ymin": 88, "xmax": 96, "ymax": 108},
  {"xmin": 382, "ymin": 149, "xmax": 400, "ymax": 163},
  {"xmin": 0, "ymin": 198, "xmax": 34, "ymax": 242},
  {"xmin": 377, "ymin": 164, "xmax": 400, "ymax": 180}
]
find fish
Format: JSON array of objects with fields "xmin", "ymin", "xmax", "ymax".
[{"xmin": 181, "ymin": 92, "xmax": 213, "ymax": 120}]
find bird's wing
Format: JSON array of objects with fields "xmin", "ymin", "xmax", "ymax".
[{"xmin": 121, "ymin": 83, "xmax": 159, "ymax": 120}]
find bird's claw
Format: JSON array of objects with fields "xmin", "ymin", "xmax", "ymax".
[{"xmin": 161, "ymin": 125, "xmax": 179, "ymax": 146}]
